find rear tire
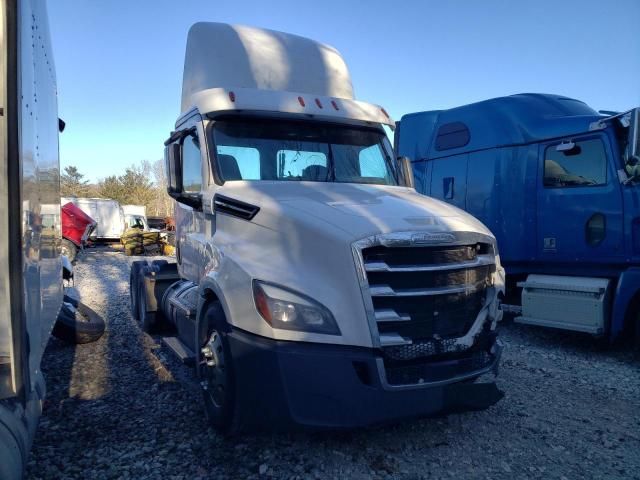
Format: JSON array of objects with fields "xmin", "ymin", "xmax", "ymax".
[
  {"xmin": 53, "ymin": 295, "xmax": 105, "ymax": 344},
  {"xmin": 129, "ymin": 261, "xmax": 148, "ymax": 321},
  {"xmin": 61, "ymin": 238, "xmax": 78, "ymax": 262},
  {"xmin": 198, "ymin": 301, "xmax": 239, "ymax": 434},
  {"xmin": 137, "ymin": 272, "xmax": 157, "ymax": 333}
]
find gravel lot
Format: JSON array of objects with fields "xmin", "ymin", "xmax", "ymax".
[{"xmin": 27, "ymin": 247, "xmax": 640, "ymax": 480}]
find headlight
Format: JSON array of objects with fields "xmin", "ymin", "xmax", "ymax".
[{"xmin": 252, "ymin": 280, "xmax": 341, "ymax": 335}]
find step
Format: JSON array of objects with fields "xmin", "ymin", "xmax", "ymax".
[{"xmin": 162, "ymin": 336, "xmax": 195, "ymax": 366}]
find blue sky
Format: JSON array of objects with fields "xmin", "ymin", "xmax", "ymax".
[{"xmin": 49, "ymin": 0, "xmax": 640, "ymax": 182}]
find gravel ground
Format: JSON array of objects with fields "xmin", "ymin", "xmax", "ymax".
[{"xmin": 26, "ymin": 246, "xmax": 640, "ymax": 480}]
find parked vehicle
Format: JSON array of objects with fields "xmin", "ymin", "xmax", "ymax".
[
  {"xmin": 0, "ymin": 1, "xmax": 65, "ymax": 478},
  {"xmin": 122, "ymin": 204, "xmax": 150, "ymax": 231},
  {"xmin": 130, "ymin": 23, "xmax": 506, "ymax": 433},
  {"xmin": 147, "ymin": 215, "xmax": 170, "ymax": 230},
  {"xmin": 61, "ymin": 202, "xmax": 97, "ymax": 261},
  {"xmin": 396, "ymin": 93, "xmax": 640, "ymax": 341},
  {"xmin": 61, "ymin": 197, "xmax": 125, "ymax": 240}
]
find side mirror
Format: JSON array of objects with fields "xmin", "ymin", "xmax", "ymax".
[
  {"xmin": 164, "ymin": 143, "xmax": 182, "ymax": 194},
  {"xmin": 164, "ymin": 142, "xmax": 202, "ymax": 210},
  {"xmin": 627, "ymin": 108, "xmax": 640, "ymax": 162},
  {"xmin": 398, "ymin": 156, "xmax": 415, "ymax": 189}
]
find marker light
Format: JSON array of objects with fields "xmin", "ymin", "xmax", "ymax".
[
  {"xmin": 298, "ymin": 96, "xmax": 306, "ymax": 107},
  {"xmin": 315, "ymin": 98, "xmax": 323, "ymax": 109},
  {"xmin": 228, "ymin": 91, "xmax": 236, "ymax": 102},
  {"xmin": 331, "ymin": 100, "xmax": 339, "ymax": 111}
]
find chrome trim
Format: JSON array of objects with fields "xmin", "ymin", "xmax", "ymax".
[
  {"xmin": 364, "ymin": 254, "xmax": 495, "ymax": 273},
  {"xmin": 369, "ymin": 284, "xmax": 479, "ymax": 297},
  {"xmin": 351, "ymin": 230, "xmax": 498, "ymax": 349},
  {"xmin": 376, "ymin": 339, "xmax": 503, "ymax": 391},
  {"xmin": 379, "ymin": 333, "xmax": 412, "ymax": 347},
  {"xmin": 374, "ymin": 309, "xmax": 411, "ymax": 322}
]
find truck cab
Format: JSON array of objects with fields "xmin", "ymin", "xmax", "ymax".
[
  {"xmin": 132, "ymin": 23, "xmax": 506, "ymax": 432},
  {"xmin": 122, "ymin": 204, "xmax": 150, "ymax": 231},
  {"xmin": 397, "ymin": 94, "xmax": 640, "ymax": 340}
]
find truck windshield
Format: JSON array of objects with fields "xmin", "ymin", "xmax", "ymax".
[{"xmin": 211, "ymin": 119, "xmax": 399, "ymax": 185}]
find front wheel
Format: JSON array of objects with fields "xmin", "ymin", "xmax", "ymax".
[
  {"xmin": 61, "ymin": 238, "xmax": 78, "ymax": 262},
  {"xmin": 198, "ymin": 302, "xmax": 239, "ymax": 434}
]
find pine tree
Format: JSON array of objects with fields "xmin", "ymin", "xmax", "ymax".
[{"xmin": 61, "ymin": 165, "xmax": 91, "ymax": 197}]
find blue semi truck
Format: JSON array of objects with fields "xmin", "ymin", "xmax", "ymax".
[{"xmin": 396, "ymin": 94, "xmax": 640, "ymax": 342}]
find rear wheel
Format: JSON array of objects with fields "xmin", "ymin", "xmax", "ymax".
[
  {"xmin": 129, "ymin": 261, "xmax": 148, "ymax": 321},
  {"xmin": 137, "ymin": 272, "xmax": 157, "ymax": 333},
  {"xmin": 198, "ymin": 301, "xmax": 239, "ymax": 434},
  {"xmin": 61, "ymin": 238, "xmax": 78, "ymax": 262},
  {"xmin": 635, "ymin": 308, "xmax": 640, "ymax": 348}
]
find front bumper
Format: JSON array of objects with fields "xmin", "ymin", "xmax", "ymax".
[{"xmin": 228, "ymin": 329, "xmax": 503, "ymax": 430}]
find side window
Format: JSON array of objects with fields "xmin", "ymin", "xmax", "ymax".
[
  {"xmin": 182, "ymin": 134, "xmax": 202, "ymax": 192},
  {"xmin": 435, "ymin": 122, "xmax": 470, "ymax": 151},
  {"xmin": 359, "ymin": 144, "xmax": 389, "ymax": 179},
  {"xmin": 544, "ymin": 138, "xmax": 607, "ymax": 188}
]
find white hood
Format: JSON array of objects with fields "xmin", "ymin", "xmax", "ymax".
[{"xmin": 215, "ymin": 181, "xmax": 493, "ymax": 241}]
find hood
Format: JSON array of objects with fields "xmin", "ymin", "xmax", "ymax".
[{"xmin": 215, "ymin": 181, "xmax": 493, "ymax": 241}]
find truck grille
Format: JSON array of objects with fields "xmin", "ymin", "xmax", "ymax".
[{"xmin": 360, "ymin": 243, "xmax": 495, "ymax": 355}]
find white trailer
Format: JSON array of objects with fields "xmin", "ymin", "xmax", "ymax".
[
  {"xmin": 0, "ymin": 1, "xmax": 64, "ymax": 478},
  {"xmin": 131, "ymin": 23, "xmax": 506, "ymax": 432},
  {"xmin": 62, "ymin": 197, "xmax": 125, "ymax": 239}
]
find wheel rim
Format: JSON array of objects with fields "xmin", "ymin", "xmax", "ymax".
[{"xmin": 201, "ymin": 331, "xmax": 227, "ymax": 408}]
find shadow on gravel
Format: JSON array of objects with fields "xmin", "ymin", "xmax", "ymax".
[{"xmin": 27, "ymin": 248, "xmax": 640, "ymax": 479}]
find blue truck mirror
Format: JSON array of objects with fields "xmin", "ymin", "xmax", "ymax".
[{"xmin": 627, "ymin": 108, "xmax": 640, "ymax": 160}]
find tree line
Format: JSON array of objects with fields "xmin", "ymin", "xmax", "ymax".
[{"xmin": 61, "ymin": 159, "xmax": 173, "ymax": 217}]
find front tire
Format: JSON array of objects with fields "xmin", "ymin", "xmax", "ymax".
[
  {"xmin": 198, "ymin": 301, "xmax": 239, "ymax": 434},
  {"xmin": 61, "ymin": 238, "xmax": 78, "ymax": 262}
]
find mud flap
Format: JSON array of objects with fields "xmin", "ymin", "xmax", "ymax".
[{"xmin": 440, "ymin": 382, "xmax": 504, "ymax": 414}]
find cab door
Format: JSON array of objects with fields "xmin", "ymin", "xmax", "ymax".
[
  {"xmin": 537, "ymin": 134, "xmax": 624, "ymax": 265},
  {"xmin": 174, "ymin": 114, "xmax": 214, "ymax": 283}
]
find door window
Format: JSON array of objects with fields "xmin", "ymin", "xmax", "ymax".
[
  {"xmin": 182, "ymin": 134, "xmax": 202, "ymax": 193},
  {"xmin": 544, "ymin": 138, "xmax": 607, "ymax": 187}
]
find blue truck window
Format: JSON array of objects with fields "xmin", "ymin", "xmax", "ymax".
[
  {"xmin": 435, "ymin": 122, "xmax": 470, "ymax": 151},
  {"xmin": 543, "ymin": 138, "xmax": 607, "ymax": 187}
]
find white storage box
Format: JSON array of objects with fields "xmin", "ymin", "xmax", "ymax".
[{"xmin": 515, "ymin": 275, "xmax": 609, "ymax": 335}]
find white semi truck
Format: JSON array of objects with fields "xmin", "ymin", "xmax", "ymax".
[
  {"xmin": 131, "ymin": 23, "xmax": 506, "ymax": 432},
  {"xmin": 0, "ymin": 0, "xmax": 64, "ymax": 477}
]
